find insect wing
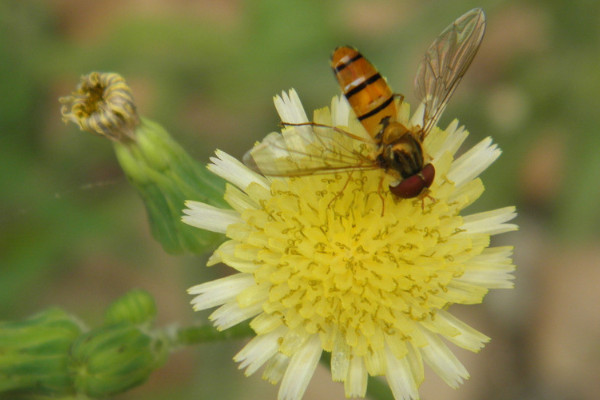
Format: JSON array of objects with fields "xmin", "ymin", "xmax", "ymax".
[
  {"xmin": 243, "ymin": 123, "xmax": 378, "ymax": 177},
  {"xmin": 414, "ymin": 8, "xmax": 486, "ymax": 136}
]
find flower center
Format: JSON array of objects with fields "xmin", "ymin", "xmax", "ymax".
[{"xmin": 244, "ymin": 166, "xmax": 479, "ymax": 354}]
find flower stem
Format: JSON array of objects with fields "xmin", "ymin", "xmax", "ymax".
[{"xmin": 174, "ymin": 322, "xmax": 254, "ymax": 346}]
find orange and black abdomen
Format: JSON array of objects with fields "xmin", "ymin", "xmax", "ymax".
[{"xmin": 331, "ymin": 46, "xmax": 397, "ymax": 138}]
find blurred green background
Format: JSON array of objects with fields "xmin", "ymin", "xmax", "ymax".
[{"xmin": 1, "ymin": 0, "xmax": 599, "ymax": 399}]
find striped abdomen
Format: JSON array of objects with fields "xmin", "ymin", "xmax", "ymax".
[{"xmin": 331, "ymin": 46, "xmax": 397, "ymax": 138}]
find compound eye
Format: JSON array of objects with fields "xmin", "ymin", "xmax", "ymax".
[
  {"xmin": 421, "ymin": 164, "xmax": 435, "ymax": 188},
  {"xmin": 389, "ymin": 174, "xmax": 425, "ymax": 198},
  {"xmin": 389, "ymin": 164, "xmax": 436, "ymax": 198}
]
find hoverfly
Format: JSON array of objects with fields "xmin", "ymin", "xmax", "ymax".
[{"xmin": 244, "ymin": 8, "xmax": 486, "ymax": 199}]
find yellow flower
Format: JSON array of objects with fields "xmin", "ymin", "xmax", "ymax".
[{"xmin": 183, "ymin": 89, "xmax": 517, "ymax": 400}]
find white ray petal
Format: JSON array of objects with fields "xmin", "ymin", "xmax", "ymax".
[
  {"xmin": 207, "ymin": 240, "xmax": 259, "ymax": 272},
  {"xmin": 263, "ymin": 352, "xmax": 290, "ymax": 385},
  {"xmin": 430, "ymin": 121, "xmax": 468, "ymax": 161},
  {"xmin": 405, "ymin": 342, "xmax": 424, "ymax": 386},
  {"xmin": 458, "ymin": 247, "xmax": 516, "ymax": 289},
  {"xmin": 419, "ymin": 329, "xmax": 469, "ymax": 388},
  {"xmin": 385, "ymin": 346, "xmax": 419, "ymax": 400},
  {"xmin": 278, "ymin": 334, "xmax": 322, "ymax": 400},
  {"xmin": 182, "ymin": 201, "xmax": 241, "ymax": 233},
  {"xmin": 331, "ymin": 331, "xmax": 350, "ymax": 381},
  {"xmin": 459, "ymin": 246, "xmax": 515, "ymax": 289},
  {"xmin": 274, "ymin": 89, "xmax": 309, "ymax": 124},
  {"xmin": 457, "ymin": 269, "xmax": 515, "ymax": 289},
  {"xmin": 235, "ymin": 326, "xmax": 287, "ymax": 376},
  {"xmin": 435, "ymin": 310, "xmax": 490, "ymax": 352},
  {"xmin": 447, "ymin": 137, "xmax": 501, "ymax": 187},
  {"xmin": 409, "ymin": 102, "xmax": 426, "ymax": 129},
  {"xmin": 331, "ymin": 95, "xmax": 350, "ymax": 127},
  {"xmin": 344, "ymin": 355, "xmax": 367, "ymax": 398},
  {"xmin": 225, "ymin": 183, "xmax": 259, "ymax": 213},
  {"xmin": 461, "ymin": 206, "xmax": 518, "ymax": 235},
  {"xmin": 208, "ymin": 149, "xmax": 270, "ymax": 191},
  {"xmin": 209, "ymin": 300, "xmax": 263, "ymax": 330},
  {"xmin": 188, "ymin": 273, "xmax": 254, "ymax": 310}
]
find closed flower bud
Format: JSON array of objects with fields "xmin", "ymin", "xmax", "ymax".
[
  {"xmin": 0, "ymin": 308, "xmax": 83, "ymax": 395},
  {"xmin": 69, "ymin": 322, "xmax": 167, "ymax": 397},
  {"xmin": 104, "ymin": 289, "xmax": 157, "ymax": 326}
]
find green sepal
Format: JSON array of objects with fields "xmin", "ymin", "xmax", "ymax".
[{"xmin": 113, "ymin": 118, "xmax": 227, "ymax": 254}]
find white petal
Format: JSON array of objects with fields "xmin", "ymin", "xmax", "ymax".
[
  {"xmin": 409, "ymin": 102, "xmax": 426, "ymax": 129},
  {"xmin": 461, "ymin": 206, "xmax": 518, "ymax": 235},
  {"xmin": 457, "ymin": 246, "xmax": 515, "ymax": 289},
  {"xmin": 182, "ymin": 201, "xmax": 241, "ymax": 233},
  {"xmin": 206, "ymin": 239, "xmax": 233, "ymax": 266},
  {"xmin": 208, "ymin": 149, "xmax": 270, "ymax": 191},
  {"xmin": 365, "ymin": 347, "xmax": 386, "ymax": 375},
  {"xmin": 458, "ymin": 247, "xmax": 515, "ymax": 289},
  {"xmin": 331, "ymin": 331, "xmax": 350, "ymax": 381},
  {"xmin": 263, "ymin": 352, "xmax": 290, "ymax": 384},
  {"xmin": 235, "ymin": 326, "xmax": 286, "ymax": 376},
  {"xmin": 209, "ymin": 300, "xmax": 263, "ymax": 330},
  {"xmin": 429, "ymin": 121, "xmax": 468, "ymax": 161},
  {"xmin": 384, "ymin": 345, "xmax": 419, "ymax": 400},
  {"xmin": 397, "ymin": 101, "xmax": 411, "ymax": 124},
  {"xmin": 447, "ymin": 137, "xmax": 501, "ymax": 187},
  {"xmin": 419, "ymin": 329, "xmax": 469, "ymax": 388},
  {"xmin": 208, "ymin": 240, "xmax": 259, "ymax": 272},
  {"xmin": 225, "ymin": 183, "xmax": 259, "ymax": 213},
  {"xmin": 278, "ymin": 334, "xmax": 322, "ymax": 400},
  {"xmin": 457, "ymin": 269, "xmax": 515, "ymax": 289},
  {"xmin": 434, "ymin": 310, "xmax": 490, "ymax": 352},
  {"xmin": 250, "ymin": 312, "xmax": 284, "ymax": 335},
  {"xmin": 344, "ymin": 355, "xmax": 367, "ymax": 398},
  {"xmin": 405, "ymin": 342, "xmax": 424, "ymax": 386},
  {"xmin": 188, "ymin": 273, "xmax": 254, "ymax": 310},
  {"xmin": 274, "ymin": 89, "xmax": 309, "ymax": 124},
  {"xmin": 331, "ymin": 95, "xmax": 350, "ymax": 127}
]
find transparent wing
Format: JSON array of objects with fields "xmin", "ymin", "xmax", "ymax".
[
  {"xmin": 414, "ymin": 8, "xmax": 486, "ymax": 137},
  {"xmin": 242, "ymin": 123, "xmax": 379, "ymax": 177}
]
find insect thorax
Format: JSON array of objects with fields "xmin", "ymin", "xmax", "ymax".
[{"xmin": 376, "ymin": 122, "xmax": 424, "ymax": 179}]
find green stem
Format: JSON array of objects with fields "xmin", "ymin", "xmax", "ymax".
[
  {"xmin": 174, "ymin": 322, "xmax": 254, "ymax": 346},
  {"xmin": 319, "ymin": 352, "xmax": 394, "ymax": 400}
]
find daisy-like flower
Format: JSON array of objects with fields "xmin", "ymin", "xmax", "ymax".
[{"xmin": 183, "ymin": 89, "xmax": 517, "ymax": 400}]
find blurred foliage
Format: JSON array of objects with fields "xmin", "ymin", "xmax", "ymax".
[{"xmin": 1, "ymin": 0, "xmax": 599, "ymax": 399}]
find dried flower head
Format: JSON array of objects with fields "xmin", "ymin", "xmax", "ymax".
[{"xmin": 60, "ymin": 72, "xmax": 138, "ymax": 141}]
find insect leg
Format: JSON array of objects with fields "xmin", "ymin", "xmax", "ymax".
[
  {"xmin": 393, "ymin": 93, "xmax": 405, "ymax": 104},
  {"xmin": 327, "ymin": 170, "xmax": 355, "ymax": 209},
  {"xmin": 377, "ymin": 175, "xmax": 386, "ymax": 216}
]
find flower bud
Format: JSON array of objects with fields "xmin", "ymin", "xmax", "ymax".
[
  {"xmin": 0, "ymin": 308, "xmax": 83, "ymax": 395},
  {"xmin": 69, "ymin": 323, "xmax": 167, "ymax": 397},
  {"xmin": 104, "ymin": 289, "xmax": 156, "ymax": 326},
  {"xmin": 60, "ymin": 72, "xmax": 226, "ymax": 254}
]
